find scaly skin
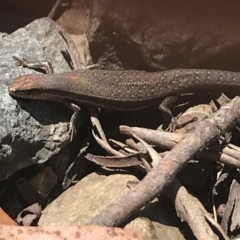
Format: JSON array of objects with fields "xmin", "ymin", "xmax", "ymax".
[{"xmin": 8, "ymin": 69, "xmax": 239, "ymax": 110}]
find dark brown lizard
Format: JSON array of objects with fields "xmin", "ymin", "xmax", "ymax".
[{"xmin": 8, "ymin": 69, "xmax": 238, "ymax": 110}]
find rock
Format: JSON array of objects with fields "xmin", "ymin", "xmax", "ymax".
[
  {"xmin": 39, "ymin": 172, "xmax": 185, "ymax": 239},
  {"xmin": 126, "ymin": 218, "xmax": 185, "ymax": 240},
  {"xmin": 0, "ymin": 17, "xmax": 82, "ymax": 180},
  {"xmin": 39, "ymin": 173, "xmax": 138, "ymax": 226},
  {"xmin": 86, "ymin": 0, "xmax": 240, "ymax": 71}
]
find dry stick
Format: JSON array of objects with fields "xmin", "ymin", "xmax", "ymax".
[
  {"xmin": 121, "ymin": 126, "xmax": 240, "ymax": 168},
  {"xmin": 228, "ymin": 143, "xmax": 240, "ymax": 152},
  {"xmin": 199, "ymin": 149, "xmax": 240, "ymax": 168},
  {"xmin": 48, "ymin": 0, "xmax": 62, "ymax": 19},
  {"xmin": 127, "ymin": 132, "xmax": 227, "ymax": 239},
  {"xmin": 222, "ymin": 147, "xmax": 240, "ymax": 160},
  {"xmin": 109, "ymin": 139, "xmax": 138, "ymax": 154},
  {"xmin": 221, "ymin": 179, "xmax": 240, "ymax": 233},
  {"xmin": 89, "ymin": 108, "xmax": 124, "ymax": 156},
  {"xmin": 122, "ymin": 127, "xmax": 184, "ymax": 148},
  {"xmin": 92, "ymin": 130, "xmax": 124, "ymax": 156},
  {"xmin": 165, "ymin": 178, "xmax": 229, "ymax": 240},
  {"xmin": 85, "ymin": 153, "xmax": 142, "ymax": 168},
  {"xmin": 131, "ymin": 136, "xmax": 219, "ymax": 239},
  {"xmin": 90, "ymin": 97, "xmax": 240, "ymax": 226}
]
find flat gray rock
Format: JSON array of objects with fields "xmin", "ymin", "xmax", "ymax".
[
  {"xmin": 39, "ymin": 172, "xmax": 185, "ymax": 239},
  {"xmin": 39, "ymin": 173, "xmax": 139, "ymax": 226}
]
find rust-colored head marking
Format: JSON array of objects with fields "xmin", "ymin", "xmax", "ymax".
[
  {"xmin": 9, "ymin": 75, "xmax": 33, "ymax": 92},
  {"xmin": 8, "ymin": 74, "xmax": 43, "ymax": 93},
  {"xmin": 67, "ymin": 74, "xmax": 87, "ymax": 85}
]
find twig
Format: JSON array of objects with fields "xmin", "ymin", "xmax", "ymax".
[
  {"xmin": 165, "ymin": 178, "xmax": 229, "ymax": 240},
  {"xmin": 89, "ymin": 108, "xmax": 124, "ymax": 156},
  {"xmin": 85, "ymin": 153, "xmax": 142, "ymax": 168},
  {"xmin": 90, "ymin": 97, "xmax": 240, "ymax": 226},
  {"xmin": 120, "ymin": 126, "xmax": 240, "ymax": 168},
  {"xmin": 48, "ymin": 0, "xmax": 62, "ymax": 19},
  {"xmin": 92, "ymin": 130, "xmax": 124, "ymax": 156},
  {"xmin": 128, "ymin": 133, "xmax": 228, "ymax": 239}
]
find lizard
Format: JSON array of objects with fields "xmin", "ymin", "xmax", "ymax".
[
  {"xmin": 8, "ymin": 67, "xmax": 239, "ymax": 138},
  {"xmin": 8, "ymin": 68, "xmax": 238, "ymax": 109}
]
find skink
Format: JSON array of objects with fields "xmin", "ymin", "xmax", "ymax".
[{"xmin": 8, "ymin": 69, "xmax": 239, "ymax": 110}]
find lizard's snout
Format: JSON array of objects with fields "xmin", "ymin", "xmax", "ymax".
[{"xmin": 8, "ymin": 75, "xmax": 38, "ymax": 93}]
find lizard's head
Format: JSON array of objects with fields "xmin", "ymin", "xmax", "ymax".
[{"xmin": 8, "ymin": 74, "xmax": 44, "ymax": 99}]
